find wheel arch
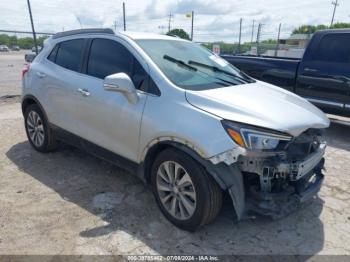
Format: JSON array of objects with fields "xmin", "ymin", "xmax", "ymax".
[
  {"xmin": 22, "ymin": 95, "xmax": 48, "ymax": 122},
  {"xmin": 140, "ymin": 139, "xmax": 226, "ymax": 189}
]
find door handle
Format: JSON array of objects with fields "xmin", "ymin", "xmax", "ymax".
[
  {"xmin": 304, "ymin": 68, "xmax": 318, "ymax": 73},
  {"xmin": 77, "ymin": 88, "xmax": 90, "ymax": 97},
  {"xmin": 36, "ymin": 71, "xmax": 46, "ymax": 78}
]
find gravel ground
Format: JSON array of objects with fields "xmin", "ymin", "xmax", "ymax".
[
  {"xmin": 0, "ymin": 98, "xmax": 350, "ymax": 256},
  {"xmin": 0, "ymin": 50, "xmax": 27, "ymax": 97}
]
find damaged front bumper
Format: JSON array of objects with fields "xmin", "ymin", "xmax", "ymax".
[{"xmin": 225, "ymin": 142, "xmax": 326, "ymax": 220}]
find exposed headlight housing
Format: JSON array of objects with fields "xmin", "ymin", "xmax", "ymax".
[{"xmin": 222, "ymin": 120, "xmax": 292, "ymax": 150}]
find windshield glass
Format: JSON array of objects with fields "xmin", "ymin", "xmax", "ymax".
[{"xmin": 135, "ymin": 39, "xmax": 255, "ymax": 91}]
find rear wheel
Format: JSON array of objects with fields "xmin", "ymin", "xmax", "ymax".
[
  {"xmin": 24, "ymin": 104, "xmax": 58, "ymax": 152},
  {"xmin": 151, "ymin": 148, "xmax": 222, "ymax": 231}
]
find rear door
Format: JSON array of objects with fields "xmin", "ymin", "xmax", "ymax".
[
  {"xmin": 296, "ymin": 33, "xmax": 350, "ymax": 115},
  {"xmin": 43, "ymin": 38, "xmax": 87, "ymax": 135}
]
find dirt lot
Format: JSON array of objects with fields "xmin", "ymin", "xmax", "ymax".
[
  {"xmin": 0, "ymin": 50, "xmax": 27, "ymax": 97},
  {"xmin": 0, "ymin": 97, "xmax": 350, "ymax": 256}
]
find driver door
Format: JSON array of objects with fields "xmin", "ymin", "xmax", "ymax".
[{"xmin": 75, "ymin": 38, "xmax": 148, "ymax": 162}]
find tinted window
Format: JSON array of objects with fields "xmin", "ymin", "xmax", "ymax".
[
  {"xmin": 317, "ymin": 34, "xmax": 350, "ymax": 63},
  {"xmin": 87, "ymin": 39, "xmax": 133, "ymax": 79},
  {"xmin": 55, "ymin": 39, "xmax": 84, "ymax": 72},
  {"xmin": 47, "ymin": 44, "xmax": 59, "ymax": 62},
  {"xmin": 132, "ymin": 58, "xmax": 148, "ymax": 90},
  {"xmin": 132, "ymin": 60, "xmax": 160, "ymax": 95}
]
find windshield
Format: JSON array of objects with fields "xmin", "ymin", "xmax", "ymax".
[{"xmin": 135, "ymin": 39, "xmax": 255, "ymax": 91}]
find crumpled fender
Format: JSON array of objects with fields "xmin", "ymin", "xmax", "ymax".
[{"xmin": 206, "ymin": 163, "xmax": 245, "ymax": 220}]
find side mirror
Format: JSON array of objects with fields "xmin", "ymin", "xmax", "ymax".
[
  {"xmin": 25, "ymin": 53, "xmax": 36, "ymax": 63},
  {"xmin": 103, "ymin": 73, "xmax": 138, "ymax": 104}
]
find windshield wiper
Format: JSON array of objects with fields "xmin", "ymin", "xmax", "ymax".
[
  {"xmin": 163, "ymin": 55, "xmax": 197, "ymax": 71},
  {"xmin": 188, "ymin": 60, "xmax": 254, "ymax": 83},
  {"xmin": 163, "ymin": 55, "xmax": 236, "ymax": 86}
]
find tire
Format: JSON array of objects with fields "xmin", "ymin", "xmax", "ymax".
[
  {"xmin": 24, "ymin": 104, "xmax": 58, "ymax": 152},
  {"xmin": 151, "ymin": 148, "xmax": 223, "ymax": 231}
]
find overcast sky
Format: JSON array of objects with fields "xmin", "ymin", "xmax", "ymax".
[{"xmin": 1, "ymin": 0, "xmax": 350, "ymax": 42}]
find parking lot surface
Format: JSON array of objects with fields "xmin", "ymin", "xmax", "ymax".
[
  {"xmin": 0, "ymin": 51, "xmax": 26, "ymax": 97},
  {"xmin": 0, "ymin": 97, "xmax": 350, "ymax": 256}
]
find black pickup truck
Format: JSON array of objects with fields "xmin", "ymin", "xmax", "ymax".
[{"xmin": 222, "ymin": 29, "xmax": 350, "ymax": 117}]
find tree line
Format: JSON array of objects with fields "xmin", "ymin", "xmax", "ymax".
[{"xmin": 0, "ymin": 34, "xmax": 48, "ymax": 49}]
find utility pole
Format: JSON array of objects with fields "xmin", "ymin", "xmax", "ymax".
[
  {"xmin": 238, "ymin": 18, "xmax": 242, "ymax": 54},
  {"xmin": 190, "ymin": 11, "xmax": 194, "ymax": 41},
  {"xmin": 123, "ymin": 2, "xmax": 126, "ymax": 31},
  {"xmin": 168, "ymin": 12, "xmax": 173, "ymax": 32},
  {"xmin": 26, "ymin": 0, "xmax": 38, "ymax": 54},
  {"xmin": 274, "ymin": 23, "xmax": 281, "ymax": 57},
  {"xmin": 250, "ymin": 19, "xmax": 255, "ymax": 44},
  {"xmin": 114, "ymin": 20, "xmax": 117, "ymax": 31},
  {"xmin": 330, "ymin": 0, "xmax": 339, "ymax": 27},
  {"xmin": 256, "ymin": 23, "xmax": 262, "ymax": 56}
]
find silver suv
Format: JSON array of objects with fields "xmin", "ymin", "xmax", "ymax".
[{"xmin": 22, "ymin": 29, "xmax": 330, "ymax": 231}]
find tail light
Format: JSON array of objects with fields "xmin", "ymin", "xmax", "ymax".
[{"xmin": 22, "ymin": 63, "xmax": 30, "ymax": 79}]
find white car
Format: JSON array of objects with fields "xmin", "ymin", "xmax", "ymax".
[{"xmin": 21, "ymin": 29, "xmax": 329, "ymax": 231}]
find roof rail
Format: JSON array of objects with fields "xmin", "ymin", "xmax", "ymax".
[{"xmin": 52, "ymin": 28, "xmax": 114, "ymax": 39}]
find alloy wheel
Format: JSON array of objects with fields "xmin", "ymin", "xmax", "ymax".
[
  {"xmin": 156, "ymin": 161, "xmax": 197, "ymax": 220},
  {"xmin": 26, "ymin": 111, "xmax": 45, "ymax": 147}
]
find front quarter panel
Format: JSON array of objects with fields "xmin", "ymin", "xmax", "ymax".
[{"xmin": 138, "ymin": 89, "xmax": 237, "ymax": 162}]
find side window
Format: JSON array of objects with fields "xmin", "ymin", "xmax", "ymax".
[
  {"xmin": 47, "ymin": 44, "xmax": 59, "ymax": 62},
  {"xmin": 132, "ymin": 59, "xmax": 160, "ymax": 95},
  {"xmin": 55, "ymin": 39, "xmax": 84, "ymax": 72},
  {"xmin": 132, "ymin": 58, "xmax": 148, "ymax": 90},
  {"xmin": 317, "ymin": 34, "xmax": 350, "ymax": 63},
  {"xmin": 87, "ymin": 39, "xmax": 161, "ymax": 95},
  {"xmin": 87, "ymin": 39, "xmax": 133, "ymax": 79}
]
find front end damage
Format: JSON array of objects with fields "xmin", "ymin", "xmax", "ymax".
[{"xmin": 209, "ymin": 128, "xmax": 326, "ymax": 220}]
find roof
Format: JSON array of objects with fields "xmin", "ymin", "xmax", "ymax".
[
  {"xmin": 119, "ymin": 31, "xmax": 186, "ymax": 41},
  {"xmin": 50, "ymin": 28, "xmax": 186, "ymax": 42},
  {"xmin": 52, "ymin": 28, "xmax": 114, "ymax": 39}
]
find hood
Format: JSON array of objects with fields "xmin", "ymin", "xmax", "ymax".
[{"xmin": 185, "ymin": 81, "xmax": 330, "ymax": 137}]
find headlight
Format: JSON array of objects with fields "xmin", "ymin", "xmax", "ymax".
[{"xmin": 222, "ymin": 120, "xmax": 292, "ymax": 150}]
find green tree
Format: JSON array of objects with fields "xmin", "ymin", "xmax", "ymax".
[
  {"xmin": 0, "ymin": 34, "xmax": 49, "ymax": 49},
  {"xmin": 166, "ymin": 29, "xmax": 190, "ymax": 40}
]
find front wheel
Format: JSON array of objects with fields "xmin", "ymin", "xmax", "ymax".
[{"xmin": 151, "ymin": 148, "xmax": 223, "ymax": 231}]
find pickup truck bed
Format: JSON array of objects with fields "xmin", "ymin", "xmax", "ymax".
[{"xmin": 222, "ymin": 55, "xmax": 300, "ymax": 93}]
